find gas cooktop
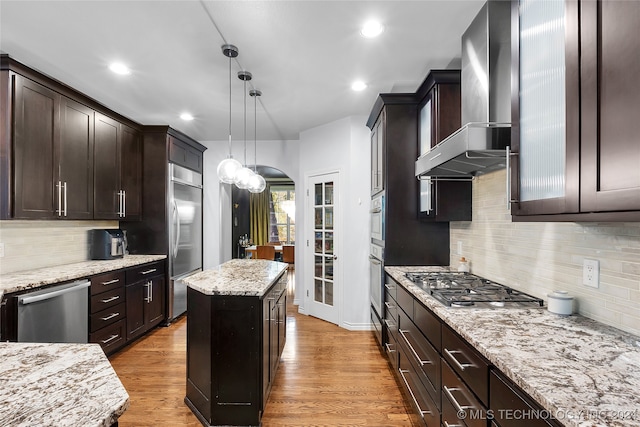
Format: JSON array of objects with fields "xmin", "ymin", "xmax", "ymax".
[{"xmin": 405, "ymin": 271, "xmax": 544, "ymax": 309}]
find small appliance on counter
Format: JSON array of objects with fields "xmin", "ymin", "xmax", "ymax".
[{"xmin": 90, "ymin": 229, "xmax": 125, "ymax": 260}]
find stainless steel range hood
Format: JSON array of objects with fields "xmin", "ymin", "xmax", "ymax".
[{"xmin": 416, "ymin": 1, "xmax": 511, "ymax": 178}]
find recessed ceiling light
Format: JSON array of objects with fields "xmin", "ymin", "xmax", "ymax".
[
  {"xmin": 180, "ymin": 113, "xmax": 194, "ymax": 121},
  {"xmin": 109, "ymin": 62, "xmax": 131, "ymax": 75},
  {"xmin": 351, "ymin": 81, "xmax": 367, "ymax": 91},
  {"xmin": 360, "ymin": 20, "xmax": 384, "ymax": 38}
]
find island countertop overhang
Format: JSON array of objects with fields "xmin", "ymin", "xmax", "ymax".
[{"xmin": 181, "ymin": 259, "xmax": 288, "ymax": 297}]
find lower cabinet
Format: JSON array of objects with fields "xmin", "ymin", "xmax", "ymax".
[
  {"xmin": 186, "ymin": 272, "xmax": 287, "ymax": 427},
  {"xmin": 384, "ymin": 275, "xmax": 558, "ymax": 427},
  {"xmin": 89, "ymin": 260, "xmax": 166, "ymax": 355}
]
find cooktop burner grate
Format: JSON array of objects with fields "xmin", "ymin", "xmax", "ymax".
[{"xmin": 404, "ymin": 271, "xmax": 544, "ymax": 308}]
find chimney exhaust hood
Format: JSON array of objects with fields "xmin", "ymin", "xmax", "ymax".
[{"xmin": 416, "ymin": 1, "xmax": 511, "ymax": 178}]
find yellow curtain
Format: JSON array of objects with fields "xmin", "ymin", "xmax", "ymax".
[{"xmin": 250, "ymin": 187, "xmax": 270, "ymax": 245}]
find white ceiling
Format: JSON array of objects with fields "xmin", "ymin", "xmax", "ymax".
[{"xmin": 0, "ymin": 0, "xmax": 485, "ymax": 142}]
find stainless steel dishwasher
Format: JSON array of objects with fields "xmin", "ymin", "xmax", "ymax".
[{"xmin": 17, "ymin": 279, "xmax": 90, "ymax": 343}]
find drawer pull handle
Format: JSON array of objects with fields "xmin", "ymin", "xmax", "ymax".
[
  {"xmin": 140, "ymin": 268, "xmax": 157, "ymax": 275},
  {"xmin": 385, "ymin": 343, "xmax": 396, "ymax": 353},
  {"xmin": 101, "ymin": 279, "xmax": 120, "ymax": 286},
  {"xmin": 384, "ymin": 283, "xmax": 395, "ymax": 291},
  {"xmin": 444, "ymin": 348, "xmax": 475, "ymax": 371},
  {"xmin": 399, "ymin": 369, "xmax": 431, "ymax": 417},
  {"xmin": 100, "ymin": 295, "xmax": 120, "ymax": 303},
  {"xmin": 100, "ymin": 312, "xmax": 120, "ymax": 321},
  {"xmin": 444, "ymin": 421, "xmax": 464, "ymax": 427},
  {"xmin": 384, "ymin": 319, "xmax": 396, "ymax": 329},
  {"xmin": 101, "ymin": 334, "xmax": 119, "ymax": 345},
  {"xmin": 443, "ymin": 386, "xmax": 475, "ymax": 414},
  {"xmin": 384, "ymin": 301, "xmax": 395, "ymax": 310},
  {"xmin": 399, "ymin": 329, "xmax": 432, "ymax": 366}
]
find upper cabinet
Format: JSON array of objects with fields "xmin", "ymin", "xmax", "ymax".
[
  {"xmin": 370, "ymin": 110, "xmax": 385, "ymax": 196},
  {"xmin": 510, "ymin": 0, "xmax": 640, "ymax": 220},
  {"xmin": 9, "ymin": 74, "xmax": 93, "ymax": 219},
  {"xmin": 1, "ymin": 55, "xmax": 142, "ymax": 221},
  {"xmin": 415, "ymin": 70, "xmax": 471, "ymax": 222},
  {"xmin": 94, "ymin": 113, "xmax": 142, "ymax": 220}
]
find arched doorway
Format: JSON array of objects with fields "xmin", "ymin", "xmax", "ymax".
[{"xmin": 231, "ymin": 165, "xmax": 295, "ymax": 259}]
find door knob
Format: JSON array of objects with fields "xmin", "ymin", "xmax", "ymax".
[{"xmin": 333, "ymin": 255, "xmax": 338, "ymax": 260}]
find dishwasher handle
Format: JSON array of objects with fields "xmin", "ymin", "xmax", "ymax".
[{"xmin": 19, "ymin": 280, "xmax": 90, "ymax": 305}]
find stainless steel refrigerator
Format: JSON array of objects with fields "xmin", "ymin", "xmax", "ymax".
[{"xmin": 167, "ymin": 163, "xmax": 202, "ymax": 321}]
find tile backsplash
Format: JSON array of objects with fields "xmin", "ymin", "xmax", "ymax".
[
  {"xmin": 0, "ymin": 220, "xmax": 118, "ymax": 274},
  {"xmin": 450, "ymin": 169, "xmax": 640, "ymax": 336}
]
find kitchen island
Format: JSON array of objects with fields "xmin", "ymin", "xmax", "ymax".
[
  {"xmin": 0, "ymin": 342, "xmax": 128, "ymax": 427},
  {"xmin": 181, "ymin": 259, "xmax": 288, "ymax": 427},
  {"xmin": 386, "ymin": 266, "xmax": 640, "ymax": 427}
]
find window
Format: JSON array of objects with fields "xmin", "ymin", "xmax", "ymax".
[{"xmin": 269, "ymin": 185, "xmax": 295, "ymax": 243}]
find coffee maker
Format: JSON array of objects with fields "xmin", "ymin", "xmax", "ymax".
[{"xmin": 90, "ymin": 229, "xmax": 125, "ymax": 260}]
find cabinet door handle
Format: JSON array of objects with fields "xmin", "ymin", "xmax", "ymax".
[
  {"xmin": 399, "ymin": 329, "xmax": 432, "ymax": 366},
  {"xmin": 443, "ymin": 386, "xmax": 475, "ymax": 413},
  {"xmin": 144, "ymin": 282, "xmax": 151, "ymax": 303},
  {"xmin": 100, "ymin": 312, "xmax": 120, "ymax": 321},
  {"xmin": 140, "ymin": 269, "xmax": 157, "ymax": 275},
  {"xmin": 101, "ymin": 334, "xmax": 119, "ymax": 345},
  {"xmin": 56, "ymin": 181, "xmax": 63, "ymax": 216},
  {"xmin": 149, "ymin": 281, "xmax": 153, "ymax": 303},
  {"xmin": 63, "ymin": 182, "xmax": 67, "ymax": 216},
  {"xmin": 101, "ymin": 279, "xmax": 120, "ymax": 286},
  {"xmin": 122, "ymin": 190, "xmax": 126, "ymax": 217},
  {"xmin": 444, "ymin": 348, "xmax": 475, "ymax": 371},
  {"xmin": 100, "ymin": 295, "xmax": 120, "ymax": 303},
  {"xmin": 398, "ymin": 369, "xmax": 431, "ymax": 417}
]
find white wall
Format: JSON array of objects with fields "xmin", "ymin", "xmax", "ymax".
[
  {"xmin": 297, "ymin": 116, "xmax": 371, "ymax": 330},
  {"xmin": 202, "ymin": 115, "xmax": 372, "ymax": 331},
  {"xmin": 450, "ymin": 169, "xmax": 640, "ymax": 336}
]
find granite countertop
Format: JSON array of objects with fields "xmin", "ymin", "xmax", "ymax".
[
  {"xmin": 0, "ymin": 255, "xmax": 167, "ymax": 300},
  {"xmin": 386, "ymin": 266, "xmax": 640, "ymax": 427},
  {"xmin": 0, "ymin": 342, "xmax": 129, "ymax": 427},
  {"xmin": 182, "ymin": 259, "xmax": 288, "ymax": 297}
]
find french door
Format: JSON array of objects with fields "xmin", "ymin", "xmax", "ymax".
[{"xmin": 307, "ymin": 171, "xmax": 340, "ymax": 325}]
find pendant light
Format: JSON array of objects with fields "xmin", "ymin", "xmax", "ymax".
[
  {"xmin": 234, "ymin": 70, "xmax": 255, "ymax": 189},
  {"xmin": 217, "ymin": 44, "xmax": 242, "ymax": 184},
  {"xmin": 248, "ymin": 89, "xmax": 266, "ymax": 193}
]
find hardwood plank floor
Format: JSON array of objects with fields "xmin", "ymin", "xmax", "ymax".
[{"xmin": 109, "ymin": 280, "xmax": 415, "ymax": 426}]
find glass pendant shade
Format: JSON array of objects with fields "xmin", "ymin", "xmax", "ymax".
[
  {"xmin": 217, "ymin": 157, "xmax": 242, "ymax": 184},
  {"xmin": 234, "ymin": 166, "xmax": 254, "ymax": 189},
  {"xmin": 248, "ymin": 173, "xmax": 266, "ymax": 193}
]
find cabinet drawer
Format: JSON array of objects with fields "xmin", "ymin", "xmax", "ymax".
[
  {"xmin": 383, "ymin": 292, "xmax": 398, "ymax": 339},
  {"xmin": 90, "ymin": 271, "xmax": 125, "ymax": 295},
  {"xmin": 385, "ymin": 328, "xmax": 398, "ymax": 371},
  {"xmin": 384, "ymin": 275, "xmax": 397, "ymax": 302},
  {"xmin": 398, "ymin": 309, "xmax": 440, "ymax": 407},
  {"xmin": 397, "ymin": 345, "xmax": 440, "ymax": 427},
  {"xmin": 90, "ymin": 286, "xmax": 125, "ymax": 313},
  {"xmin": 396, "ymin": 284, "xmax": 414, "ymax": 318},
  {"xmin": 126, "ymin": 261, "xmax": 163, "ymax": 283},
  {"xmin": 442, "ymin": 326, "xmax": 489, "ymax": 406},
  {"xmin": 490, "ymin": 370, "xmax": 558, "ymax": 427},
  {"xmin": 91, "ymin": 302, "xmax": 126, "ymax": 333},
  {"xmin": 442, "ymin": 359, "xmax": 487, "ymax": 427},
  {"xmin": 413, "ymin": 300, "xmax": 441, "ymax": 351},
  {"xmin": 90, "ymin": 318, "xmax": 126, "ymax": 355}
]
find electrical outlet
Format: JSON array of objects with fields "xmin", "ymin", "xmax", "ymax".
[{"xmin": 583, "ymin": 258, "xmax": 600, "ymax": 288}]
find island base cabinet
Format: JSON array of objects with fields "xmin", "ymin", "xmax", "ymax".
[{"xmin": 185, "ymin": 288, "xmax": 262, "ymax": 427}]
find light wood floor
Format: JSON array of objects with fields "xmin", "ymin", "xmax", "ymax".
[{"xmin": 110, "ymin": 281, "xmax": 415, "ymax": 426}]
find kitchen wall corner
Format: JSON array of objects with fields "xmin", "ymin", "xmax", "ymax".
[
  {"xmin": 450, "ymin": 169, "xmax": 640, "ymax": 336},
  {"xmin": 0, "ymin": 220, "xmax": 118, "ymax": 274}
]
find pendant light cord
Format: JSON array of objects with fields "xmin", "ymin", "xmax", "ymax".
[
  {"xmin": 243, "ymin": 77, "xmax": 247, "ymax": 166},
  {"xmin": 254, "ymin": 93, "xmax": 258, "ymax": 172},
  {"xmin": 228, "ymin": 53, "xmax": 232, "ymax": 157}
]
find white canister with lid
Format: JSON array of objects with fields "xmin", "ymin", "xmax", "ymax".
[{"xmin": 547, "ymin": 290, "xmax": 574, "ymax": 315}]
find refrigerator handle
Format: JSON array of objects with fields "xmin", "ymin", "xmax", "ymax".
[{"xmin": 172, "ymin": 199, "xmax": 180, "ymax": 259}]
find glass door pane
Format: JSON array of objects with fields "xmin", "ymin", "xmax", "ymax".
[{"xmin": 313, "ymin": 181, "xmax": 334, "ymax": 306}]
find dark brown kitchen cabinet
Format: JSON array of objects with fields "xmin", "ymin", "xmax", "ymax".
[
  {"xmin": 10, "ymin": 74, "xmax": 94, "ymax": 219},
  {"xmin": 370, "ymin": 110, "xmax": 385, "ymax": 196},
  {"xmin": 125, "ymin": 261, "xmax": 165, "ymax": 341},
  {"xmin": 94, "ymin": 113, "xmax": 142, "ymax": 220},
  {"xmin": 510, "ymin": 0, "xmax": 640, "ymax": 221},
  {"xmin": 416, "ymin": 70, "xmax": 471, "ymax": 222},
  {"xmin": 169, "ymin": 135, "xmax": 204, "ymax": 174},
  {"xmin": 367, "ymin": 95, "xmax": 450, "ymax": 267}
]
